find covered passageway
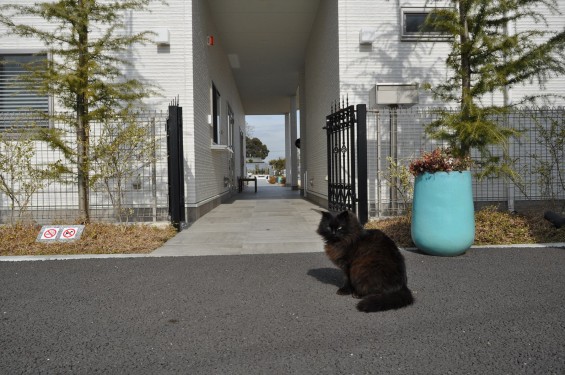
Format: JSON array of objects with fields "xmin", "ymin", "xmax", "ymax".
[{"xmin": 207, "ymin": 0, "xmax": 322, "ymax": 191}]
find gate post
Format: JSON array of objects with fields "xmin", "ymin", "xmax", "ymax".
[
  {"xmin": 356, "ymin": 104, "xmax": 368, "ymax": 225},
  {"xmin": 167, "ymin": 99, "xmax": 185, "ymax": 230}
]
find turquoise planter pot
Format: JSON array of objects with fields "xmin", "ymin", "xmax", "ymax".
[{"xmin": 411, "ymin": 171, "xmax": 475, "ymax": 256}]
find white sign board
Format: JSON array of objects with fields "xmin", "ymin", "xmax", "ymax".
[{"xmin": 37, "ymin": 225, "xmax": 85, "ymax": 243}]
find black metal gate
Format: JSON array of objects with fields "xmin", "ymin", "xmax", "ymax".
[
  {"xmin": 166, "ymin": 98, "xmax": 185, "ymax": 229},
  {"xmin": 325, "ymin": 103, "xmax": 368, "ymax": 225}
]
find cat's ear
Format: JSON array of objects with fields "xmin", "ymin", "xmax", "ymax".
[
  {"xmin": 320, "ymin": 211, "xmax": 333, "ymax": 221},
  {"xmin": 337, "ymin": 210, "xmax": 350, "ymax": 221}
]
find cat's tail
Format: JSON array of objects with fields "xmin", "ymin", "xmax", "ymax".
[{"xmin": 356, "ymin": 286, "xmax": 414, "ymax": 313}]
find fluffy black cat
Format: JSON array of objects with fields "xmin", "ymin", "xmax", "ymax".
[{"xmin": 316, "ymin": 210, "xmax": 414, "ymax": 312}]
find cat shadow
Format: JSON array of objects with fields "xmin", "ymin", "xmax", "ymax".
[{"xmin": 307, "ymin": 268, "xmax": 343, "ymax": 287}]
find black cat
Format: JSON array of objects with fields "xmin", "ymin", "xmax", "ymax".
[{"xmin": 316, "ymin": 210, "xmax": 414, "ymax": 312}]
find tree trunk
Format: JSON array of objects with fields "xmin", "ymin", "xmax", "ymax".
[
  {"xmin": 459, "ymin": 1, "xmax": 472, "ymax": 158},
  {"xmin": 77, "ymin": 0, "xmax": 90, "ymax": 223}
]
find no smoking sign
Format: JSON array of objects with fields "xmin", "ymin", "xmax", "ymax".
[{"xmin": 37, "ymin": 225, "xmax": 85, "ymax": 243}]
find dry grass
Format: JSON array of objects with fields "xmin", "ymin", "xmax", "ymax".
[
  {"xmin": 367, "ymin": 214, "xmax": 414, "ymax": 248},
  {"xmin": 0, "ymin": 223, "xmax": 177, "ymax": 256},
  {"xmin": 366, "ymin": 206, "xmax": 565, "ymax": 248},
  {"xmin": 1, "ymin": 207, "xmax": 564, "ymax": 257}
]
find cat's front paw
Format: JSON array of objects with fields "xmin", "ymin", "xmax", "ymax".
[{"xmin": 336, "ymin": 286, "xmax": 352, "ymax": 295}]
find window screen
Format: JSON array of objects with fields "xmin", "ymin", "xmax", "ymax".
[{"xmin": 0, "ymin": 53, "xmax": 49, "ymax": 129}]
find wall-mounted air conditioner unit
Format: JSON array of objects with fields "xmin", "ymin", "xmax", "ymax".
[{"xmin": 369, "ymin": 83, "xmax": 419, "ymax": 107}]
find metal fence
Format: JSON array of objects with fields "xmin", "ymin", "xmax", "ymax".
[
  {"xmin": 2, "ymin": 106, "xmax": 563, "ymax": 223},
  {"xmin": 368, "ymin": 106, "xmax": 565, "ymax": 217},
  {"xmin": 0, "ymin": 111, "xmax": 170, "ymax": 224}
]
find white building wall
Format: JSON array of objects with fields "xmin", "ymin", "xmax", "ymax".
[
  {"xmin": 303, "ymin": 0, "xmax": 340, "ymax": 204},
  {"xmin": 338, "ymin": 0, "xmax": 452, "ymax": 107},
  {"xmin": 0, "ymin": 0, "xmax": 192, "ymax": 218},
  {"xmin": 337, "ymin": 0, "xmax": 452, "ymax": 215},
  {"xmin": 0, "ymin": 1, "xmax": 57, "ymax": 60},
  {"xmin": 140, "ymin": 0, "xmax": 196, "ymax": 211},
  {"xmin": 332, "ymin": 0, "xmax": 565, "ymax": 215},
  {"xmin": 191, "ymin": 0, "xmax": 245, "ymax": 213},
  {"xmin": 508, "ymin": 9, "xmax": 565, "ymax": 106},
  {"xmin": 0, "ymin": 0, "xmax": 189, "ymax": 112},
  {"xmin": 0, "ymin": 0, "xmax": 245, "ymax": 222},
  {"xmin": 338, "ymin": 0, "xmax": 565, "ymax": 108}
]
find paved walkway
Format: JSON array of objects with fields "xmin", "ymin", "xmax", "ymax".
[{"xmin": 151, "ymin": 180, "xmax": 326, "ymax": 256}]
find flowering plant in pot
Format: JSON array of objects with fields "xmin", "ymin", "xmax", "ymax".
[
  {"xmin": 409, "ymin": 147, "xmax": 472, "ymax": 176},
  {"xmin": 409, "ymin": 147, "xmax": 475, "ymax": 256}
]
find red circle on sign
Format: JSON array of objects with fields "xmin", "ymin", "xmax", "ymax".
[
  {"xmin": 44, "ymin": 229, "xmax": 57, "ymax": 239},
  {"xmin": 62, "ymin": 229, "xmax": 76, "ymax": 238}
]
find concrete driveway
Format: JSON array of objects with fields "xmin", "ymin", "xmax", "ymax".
[{"xmin": 1, "ymin": 246, "xmax": 564, "ymax": 374}]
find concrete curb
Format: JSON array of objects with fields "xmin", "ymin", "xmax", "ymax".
[
  {"xmin": 1, "ymin": 242, "xmax": 563, "ymax": 262},
  {"xmin": 471, "ymin": 242, "xmax": 565, "ymax": 249},
  {"xmin": 0, "ymin": 254, "xmax": 153, "ymax": 262},
  {"xmin": 403, "ymin": 242, "xmax": 565, "ymax": 252}
]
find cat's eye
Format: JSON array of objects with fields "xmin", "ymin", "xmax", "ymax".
[{"xmin": 337, "ymin": 226, "xmax": 343, "ymax": 231}]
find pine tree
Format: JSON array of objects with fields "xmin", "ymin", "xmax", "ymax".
[
  {"xmin": 424, "ymin": 0, "xmax": 565, "ymax": 174},
  {"xmin": 0, "ymin": 0, "xmax": 163, "ymax": 222}
]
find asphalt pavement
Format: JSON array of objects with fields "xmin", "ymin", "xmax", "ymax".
[{"xmin": 1, "ymin": 246, "xmax": 564, "ymax": 374}]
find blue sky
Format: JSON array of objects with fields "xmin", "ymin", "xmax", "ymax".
[{"xmin": 245, "ymin": 115, "xmax": 287, "ymax": 162}]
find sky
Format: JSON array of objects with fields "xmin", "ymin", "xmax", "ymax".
[{"xmin": 245, "ymin": 115, "xmax": 287, "ymax": 162}]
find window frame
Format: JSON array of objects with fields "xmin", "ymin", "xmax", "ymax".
[
  {"xmin": 211, "ymin": 83, "xmax": 221, "ymax": 144},
  {"xmin": 400, "ymin": 7, "xmax": 452, "ymax": 42},
  {"xmin": 227, "ymin": 103, "xmax": 234, "ymax": 149},
  {"xmin": 0, "ymin": 49, "xmax": 51, "ymax": 130}
]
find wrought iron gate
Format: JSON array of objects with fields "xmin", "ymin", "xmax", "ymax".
[
  {"xmin": 325, "ymin": 103, "xmax": 368, "ymax": 225},
  {"xmin": 166, "ymin": 98, "xmax": 185, "ymax": 229}
]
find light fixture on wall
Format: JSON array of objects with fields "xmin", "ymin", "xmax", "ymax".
[
  {"xmin": 153, "ymin": 28, "xmax": 170, "ymax": 45},
  {"xmin": 359, "ymin": 28, "xmax": 377, "ymax": 45}
]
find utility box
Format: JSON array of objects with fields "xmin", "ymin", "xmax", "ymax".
[
  {"xmin": 153, "ymin": 28, "xmax": 170, "ymax": 45},
  {"xmin": 369, "ymin": 83, "xmax": 419, "ymax": 107}
]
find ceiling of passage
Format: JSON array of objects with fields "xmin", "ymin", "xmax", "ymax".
[{"xmin": 207, "ymin": 0, "xmax": 321, "ymax": 114}]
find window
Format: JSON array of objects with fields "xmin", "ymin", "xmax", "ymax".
[
  {"xmin": 401, "ymin": 8, "xmax": 451, "ymax": 42},
  {"xmin": 212, "ymin": 84, "xmax": 221, "ymax": 144},
  {"xmin": 227, "ymin": 104, "xmax": 234, "ymax": 149},
  {"xmin": 0, "ymin": 52, "xmax": 49, "ymax": 129}
]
